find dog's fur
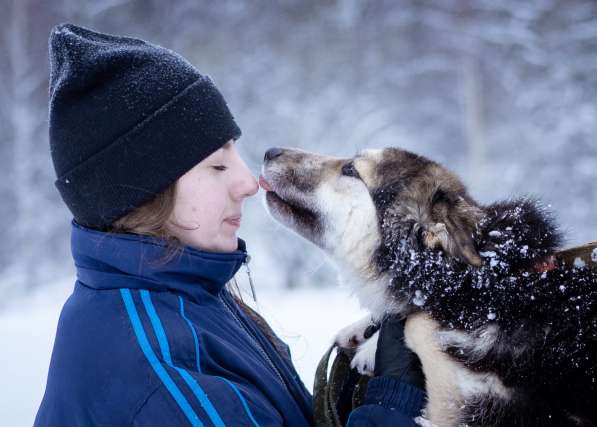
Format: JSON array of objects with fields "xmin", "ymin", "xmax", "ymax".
[{"xmin": 261, "ymin": 147, "xmax": 597, "ymax": 427}]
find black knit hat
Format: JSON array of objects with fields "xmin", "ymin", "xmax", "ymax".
[{"xmin": 48, "ymin": 23, "xmax": 241, "ymax": 230}]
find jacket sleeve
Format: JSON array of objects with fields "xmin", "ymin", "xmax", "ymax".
[
  {"xmin": 131, "ymin": 371, "xmax": 284, "ymax": 427},
  {"xmin": 346, "ymin": 376, "xmax": 426, "ymax": 427}
]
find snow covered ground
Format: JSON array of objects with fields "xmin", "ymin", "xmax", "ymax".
[{"xmin": 0, "ymin": 278, "xmax": 366, "ymax": 426}]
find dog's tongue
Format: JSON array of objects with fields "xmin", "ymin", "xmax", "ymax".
[{"xmin": 259, "ymin": 175, "xmax": 273, "ymax": 192}]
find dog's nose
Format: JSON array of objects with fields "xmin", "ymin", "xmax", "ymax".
[{"xmin": 264, "ymin": 147, "xmax": 284, "ymax": 162}]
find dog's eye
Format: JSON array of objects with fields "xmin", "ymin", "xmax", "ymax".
[
  {"xmin": 341, "ymin": 162, "xmax": 359, "ymax": 178},
  {"xmin": 432, "ymin": 188, "xmax": 453, "ymax": 206}
]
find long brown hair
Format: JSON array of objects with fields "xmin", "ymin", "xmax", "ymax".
[
  {"xmin": 107, "ymin": 182, "xmax": 288, "ymax": 357},
  {"xmin": 109, "ymin": 183, "xmax": 184, "ymax": 265}
]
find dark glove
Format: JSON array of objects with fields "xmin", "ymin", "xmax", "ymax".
[{"xmin": 374, "ymin": 315, "xmax": 426, "ymax": 391}]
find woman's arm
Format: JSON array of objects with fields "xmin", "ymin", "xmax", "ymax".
[{"xmin": 131, "ymin": 373, "xmax": 284, "ymax": 427}]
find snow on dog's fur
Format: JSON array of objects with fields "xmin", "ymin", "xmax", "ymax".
[{"xmin": 260, "ymin": 147, "xmax": 597, "ymax": 427}]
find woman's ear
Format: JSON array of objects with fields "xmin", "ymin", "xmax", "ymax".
[{"xmin": 420, "ymin": 189, "xmax": 483, "ymax": 267}]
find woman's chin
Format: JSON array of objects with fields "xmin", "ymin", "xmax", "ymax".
[
  {"xmin": 215, "ymin": 233, "xmax": 240, "ymax": 253},
  {"xmin": 184, "ymin": 232, "xmax": 238, "ymax": 253}
]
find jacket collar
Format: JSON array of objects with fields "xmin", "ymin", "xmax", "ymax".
[{"xmin": 70, "ymin": 219, "xmax": 248, "ymax": 302}]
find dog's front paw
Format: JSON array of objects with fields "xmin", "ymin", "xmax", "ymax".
[
  {"xmin": 350, "ymin": 330, "xmax": 379, "ymax": 376},
  {"xmin": 334, "ymin": 316, "xmax": 379, "ymax": 348}
]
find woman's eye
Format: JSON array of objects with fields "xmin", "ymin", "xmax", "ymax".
[
  {"xmin": 212, "ymin": 165, "xmax": 228, "ymax": 171},
  {"xmin": 341, "ymin": 162, "xmax": 359, "ymax": 178}
]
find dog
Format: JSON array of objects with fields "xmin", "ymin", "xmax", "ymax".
[{"xmin": 259, "ymin": 146, "xmax": 597, "ymax": 427}]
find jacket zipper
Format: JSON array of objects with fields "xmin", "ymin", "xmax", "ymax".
[
  {"xmin": 219, "ymin": 292, "xmax": 288, "ymax": 389},
  {"xmin": 244, "ymin": 254, "xmax": 258, "ymax": 303}
]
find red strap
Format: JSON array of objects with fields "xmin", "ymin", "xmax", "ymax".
[{"xmin": 533, "ymin": 256, "xmax": 557, "ymax": 273}]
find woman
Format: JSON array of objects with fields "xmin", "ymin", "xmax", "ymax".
[{"xmin": 35, "ymin": 23, "xmax": 425, "ymax": 426}]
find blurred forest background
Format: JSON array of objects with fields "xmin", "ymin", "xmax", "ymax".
[{"xmin": 1, "ymin": 0, "xmax": 596, "ymax": 303}]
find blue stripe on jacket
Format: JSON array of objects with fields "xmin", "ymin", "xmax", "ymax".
[
  {"xmin": 139, "ymin": 289, "xmax": 226, "ymax": 427},
  {"xmin": 120, "ymin": 288, "xmax": 204, "ymax": 427},
  {"xmin": 177, "ymin": 294, "xmax": 261, "ymax": 426}
]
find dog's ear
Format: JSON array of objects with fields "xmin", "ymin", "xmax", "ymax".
[{"xmin": 421, "ymin": 188, "xmax": 483, "ymax": 266}]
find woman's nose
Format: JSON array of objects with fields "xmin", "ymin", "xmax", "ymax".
[
  {"xmin": 234, "ymin": 169, "xmax": 259, "ymax": 200},
  {"xmin": 244, "ymin": 175, "xmax": 259, "ymax": 198}
]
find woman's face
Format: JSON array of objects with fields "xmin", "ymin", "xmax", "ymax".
[{"xmin": 166, "ymin": 140, "xmax": 259, "ymax": 252}]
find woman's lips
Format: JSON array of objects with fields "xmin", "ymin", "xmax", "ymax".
[
  {"xmin": 259, "ymin": 175, "xmax": 273, "ymax": 192},
  {"xmin": 224, "ymin": 216, "xmax": 241, "ymax": 227}
]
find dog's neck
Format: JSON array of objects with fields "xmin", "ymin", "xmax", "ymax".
[
  {"xmin": 384, "ymin": 198, "xmax": 562, "ymax": 322},
  {"xmin": 331, "ymin": 198, "xmax": 561, "ymax": 321},
  {"xmin": 332, "ymin": 258, "xmax": 402, "ymax": 320}
]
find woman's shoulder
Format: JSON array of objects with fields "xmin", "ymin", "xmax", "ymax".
[
  {"xmin": 52, "ymin": 282, "xmax": 153, "ymax": 370},
  {"xmin": 38, "ymin": 282, "xmax": 163, "ymax": 425}
]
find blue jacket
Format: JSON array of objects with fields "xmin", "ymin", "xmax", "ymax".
[{"xmin": 34, "ymin": 220, "xmax": 424, "ymax": 426}]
